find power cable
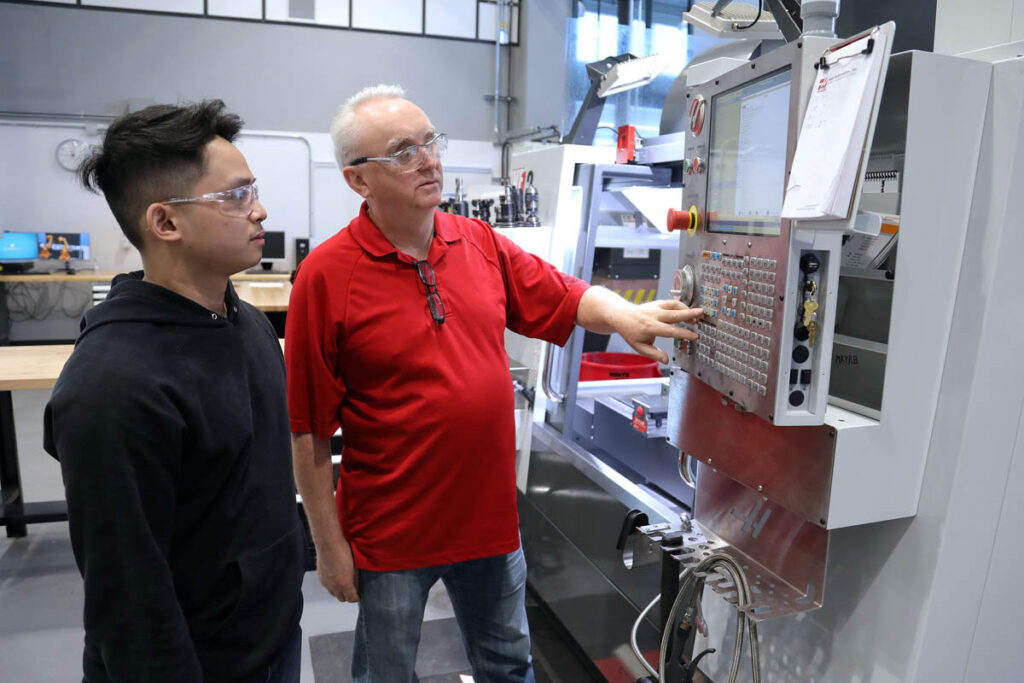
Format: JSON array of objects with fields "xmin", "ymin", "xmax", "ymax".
[
  {"xmin": 629, "ymin": 552, "xmax": 762, "ymax": 683},
  {"xmin": 736, "ymin": 0, "xmax": 764, "ymax": 30}
]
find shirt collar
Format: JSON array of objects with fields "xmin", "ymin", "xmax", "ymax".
[{"xmin": 349, "ymin": 202, "xmax": 462, "ymax": 260}]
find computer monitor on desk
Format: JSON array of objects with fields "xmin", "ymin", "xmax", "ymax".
[
  {"xmin": 0, "ymin": 232, "xmax": 40, "ymax": 273},
  {"xmin": 37, "ymin": 232, "xmax": 91, "ymax": 273},
  {"xmin": 254, "ymin": 230, "xmax": 286, "ymax": 272}
]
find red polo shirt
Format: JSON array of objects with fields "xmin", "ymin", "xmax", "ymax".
[{"xmin": 286, "ymin": 204, "xmax": 588, "ymax": 571}]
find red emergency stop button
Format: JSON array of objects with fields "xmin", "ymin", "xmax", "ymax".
[{"xmin": 667, "ymin": 205, "xmax": 701, "ymax": 235}]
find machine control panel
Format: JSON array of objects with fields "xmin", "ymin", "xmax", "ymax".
[{"xmin": 672, "ymin": 38, "xmax": 840, "ymax": 426}]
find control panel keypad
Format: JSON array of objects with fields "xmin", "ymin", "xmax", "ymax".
[{"xmin": 694, "ymin": 250, "xmax": 781, "ymax": 396}]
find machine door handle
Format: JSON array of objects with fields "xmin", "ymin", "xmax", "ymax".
[{"xmin": 541, "ymin": 341, "xmax": 567, "ymax": 404}]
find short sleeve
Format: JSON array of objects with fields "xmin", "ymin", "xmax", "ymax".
[
  {"xmin": 285, "ymin": 263, "xmax": 347, "ymax": 440},
  {"xmin": 492, "ymin": 230, "xmax": 590, "ymax": 345}
]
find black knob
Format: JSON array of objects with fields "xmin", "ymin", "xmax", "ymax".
[
  {"xmin": 800, "ymin": 253, "xmax": 821, "ymax": 274},
  {"xmin": 794, "ymin": 325, "xmax": 810, "ymax": 341},
  {"xmin": 789, "ymin": 390, "xmax": 805, "ymax": 407},
  {"xmin": 792, "ymin": 345, "xmax": 810, "ymax": 363}
]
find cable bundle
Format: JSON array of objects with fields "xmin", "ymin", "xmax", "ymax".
[
  {"xmin": 6, "ymin": 282, "xmax": 91, "ymax": 321},
  {"xmin": 631, "ymin": 552, "xmax": 762, "ymax": 683}
]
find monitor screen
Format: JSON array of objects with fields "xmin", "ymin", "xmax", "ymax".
[
  {"xmin": 705, "ymin": 68, "xmax": 792, "ymax": 237},
  {"xmin": 37, "ymin": 232, "xmax": 91, "ymax": 261},
  {"xmin": 262, "ymin": 231, "xmax": 285, "ymax": 260},
  {"xmin": 0, "ymin": 232, "xmax": 40, "ymax": 261}
]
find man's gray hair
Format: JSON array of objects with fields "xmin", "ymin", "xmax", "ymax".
[{"xmin": 330, "ymin": 84, "xmax": 406, "ymax": 169}]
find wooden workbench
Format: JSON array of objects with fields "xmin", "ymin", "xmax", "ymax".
[
  {"xmin": 0, "ymin": 339, "xmax": 287, "ymax": 391},
  {"xmin": 0, "ymin": 345, "xmax": 75, "ymax": 391},
  {"xmin": 0, "ymin": 270, "xmax": 289, "ymax": 283},
  {"xmin": 0, "ymin": 270, "xmax": 291, "ymax": 313}
]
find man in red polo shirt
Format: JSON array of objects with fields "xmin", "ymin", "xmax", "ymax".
[{"xmin": 286, "ymin": 84, "xmax": 703, "ymax": 683}]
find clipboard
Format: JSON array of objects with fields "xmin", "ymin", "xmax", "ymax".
[{"xmin": 781, "ymin": 22, "xmax": 896, "ymax": 232}]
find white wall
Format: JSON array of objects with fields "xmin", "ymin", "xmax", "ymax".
[
  {"xmin": 0, "ymin": 118, "xmax": 498, "ymax": 341},
  {"xmin": 0, "ymin": 2, "xmax": 502, "ymax": 137},
  {"xmin": 0, "ymin": 0, "xmax": 520, "ymax": 341},
  {"xmin": 934, "ymin": 0, "xmax": 1024, "ymax": 54}
]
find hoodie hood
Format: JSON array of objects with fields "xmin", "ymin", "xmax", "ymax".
[{"xmin": 78, "ymin": 270, "xmax": 241, "ymax": 342}]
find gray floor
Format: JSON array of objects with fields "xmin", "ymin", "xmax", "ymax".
[{"xmin": 0, "ymin": 389, "xmax": 457, "ymax": 682}]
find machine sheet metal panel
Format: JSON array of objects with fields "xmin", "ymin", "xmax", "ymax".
[
  {"xmin": 668, "ymin": 370, "xmax": 835, "ymax": 526},
  {"xmin": 695, "ymin": 464, "xmax": 828, "ymax": 620}
]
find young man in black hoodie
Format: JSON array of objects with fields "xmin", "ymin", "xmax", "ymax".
[{"xmin": 43, "ymin": 101, "xmax": 305, "ymax": 683}]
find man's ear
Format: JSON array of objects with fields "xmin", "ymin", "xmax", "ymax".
[
  {"xmin": 343, "ymin": 166, "xmax": 372, "ymax": 199},
  {"xmin": 144, "ymin": 202, "xmax": 183, "ymax": 245}
]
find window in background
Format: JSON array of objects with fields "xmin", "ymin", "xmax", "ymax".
[
  {"xmin": 83, "ymin": 0, "xmax": 203, "ymax": 12},
  {"xmin": 564, "ymin": 0, "xmax": 755, "ymax": 144},
  {"xmin": 21, "ymin": 0, "xmax": 516, "ymax": 44}
]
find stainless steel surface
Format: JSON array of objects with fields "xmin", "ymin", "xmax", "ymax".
[
  {"xmin": 620, "ymin": 526, "xmax": 668, "ymax": 570},
  {"xmin": 667, "ymin": 370, "xmax": 835, "ymax": 526},
  {"xmin": 520, "ymin": 422, "xmax": 685, "ymax": 678},
  {"xmin": 694, "ymin": 464, "xmax": 828, "ymax": 620},
  {"xmin": 532, "ymin": 421, "xmax": 685, "ymax": 524},
  {"xmin": 636, "ymin": 131, "xmax": 687, "ymax": 164}
]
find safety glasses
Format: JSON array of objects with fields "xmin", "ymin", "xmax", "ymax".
[
  {"xmin": 163, "ymin": 181, "xmax": 259, "ymax": 217},
  {"xmin": 350, "ymin": 133, "xmax": 448, "ymax": 174}
]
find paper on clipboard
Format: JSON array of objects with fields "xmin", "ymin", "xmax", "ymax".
[{"xmin": 782, "ymin": 27, "xmax": 891, "ymax": 220}]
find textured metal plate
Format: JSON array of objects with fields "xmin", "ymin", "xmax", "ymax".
[
  {"xmin": 692, "ymin": 465, "xmax": 828, "ymax": 621},
  {"xmin": 668, "ymin": 370, "xmax": 835, "ymax": 526}
]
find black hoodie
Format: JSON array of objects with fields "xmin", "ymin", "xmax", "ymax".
[{"xmin": 44, "ymin": 272, "xmax": 304, "ymax": 683}]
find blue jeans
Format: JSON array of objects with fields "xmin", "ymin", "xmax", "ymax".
[
  {"xmin": 352, "ymin": 548, "xmax": 534, "ymax": 683},
  {"xmin": 266, "ymin": 623, "xmax": 302, "ymax": 683}
]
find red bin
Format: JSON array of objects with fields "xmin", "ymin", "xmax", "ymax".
[{"xmin": 579, "ymin": 352, "xmax": 661, "ymax": 381}]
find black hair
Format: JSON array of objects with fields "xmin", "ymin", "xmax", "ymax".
[{"xmin": 79, "ymin": 100, "xmax": 243, "ymax": 250}]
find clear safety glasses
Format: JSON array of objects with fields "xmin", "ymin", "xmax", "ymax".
[
  {"xmin": 163, "ymin": 181, "xmax": 259, "ymax": 217},
  {"xmin": 349, "ymin": 133, "xmax": 448, "ymax": 174}
]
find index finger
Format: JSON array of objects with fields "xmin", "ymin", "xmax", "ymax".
[{"xmin": 659, "ymin": 307, "xmax": 704, "ymax": 324}]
